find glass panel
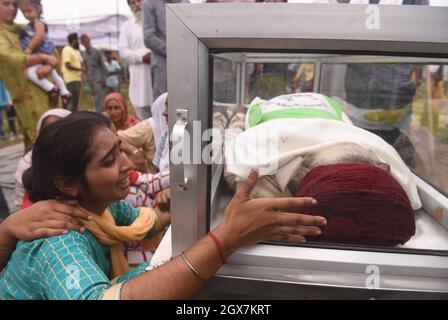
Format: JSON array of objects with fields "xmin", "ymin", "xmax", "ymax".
[
  {"xmin": 212, "ymin": 52, "xmax": 448, "ymax": 254},
  {"xmin": 213, "ymin": 56, "xmax": 237, "ymax": 104},
  {"xmin": 211, "ymin": 56, "xmax": 238, "ymax": 184},
  {"xmin": 247, "ymin": 62, "xmax": 315, "ymax": 103}
]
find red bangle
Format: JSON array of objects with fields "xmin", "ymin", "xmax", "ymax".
[{"xmin": 207, "ymin": 232, "xmax": 227, "ymax": 265}]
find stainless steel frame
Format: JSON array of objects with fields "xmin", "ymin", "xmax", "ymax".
[
  {"xmin": 166, "ymin": 3, "xmax": 448, "ymax": 298},
  {"xmin": 214, "ymin": 53, "xmax": 448, "ymax": 104}
]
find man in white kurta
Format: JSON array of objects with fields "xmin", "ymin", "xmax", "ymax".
[{"xmin": 119, "ymin": 0, "xmax": 154, "ymax": 120}]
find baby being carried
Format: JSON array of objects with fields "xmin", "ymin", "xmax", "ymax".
[{"xmin": 19, "ymin": 0, "xmax": 71, "ymax": 106}]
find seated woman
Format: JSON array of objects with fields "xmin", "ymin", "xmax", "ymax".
[
  {"xmin": 31, "ymin": 111, "xmax": 167, "ymax": 266},
  {"xmin": 104, "ymin": 92, "xmax": 140, "ymax": 131},
  {"xmin": 0, "ymin": 111, "xmax": 327, "ymax": 300},
  {"xmin": 223, "ymin": 93, "xmax": 421, "ymax": 247},
  {"xmin": 1, "ymin": 112, "xmax": 169, "ymax": 299}
]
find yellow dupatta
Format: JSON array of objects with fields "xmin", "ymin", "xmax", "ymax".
[{"xmin": 81, "ymin": 207, "xmax": 159, "ymax": 279}]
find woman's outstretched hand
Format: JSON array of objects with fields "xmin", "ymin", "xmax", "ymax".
[{"xmin": 213, "ymin": 171, "xmax": 327, "ymax": 258}]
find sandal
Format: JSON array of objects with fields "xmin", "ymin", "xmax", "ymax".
[
  {"xmin": 61, "ymin": 94, "xmax": 72, "ymax": 107},
  {"xmin": 48, "ymin": 87, "xmax": 60, "ymax": 107}
]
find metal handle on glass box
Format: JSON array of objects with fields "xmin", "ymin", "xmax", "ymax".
[{"xmin": 172, "ymin": 109, "xmax": 189, "ymax": 191}]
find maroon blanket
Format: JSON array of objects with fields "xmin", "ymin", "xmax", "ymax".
[{"xmin": 294, "ymin": 163, "xmax": 416, "ymax": 247}]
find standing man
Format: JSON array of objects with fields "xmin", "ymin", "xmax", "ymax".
[
  {"xmin": 104, "ymin": 51, "xmax": 122, "ymax": 94},
  {"xmin": 142, "ymin": 0, "xmax": 189, "ymax": 101},
  {"xmin": 61, "ymin": 33, "xmax": 83, "ymax": 112},
  {"xmin": 119, "ymin": 0, "xmax": 154, "ymax": 120},
  {"xmin": 80, "ymin": 34, "xmax": 108, "ymax": 113}
]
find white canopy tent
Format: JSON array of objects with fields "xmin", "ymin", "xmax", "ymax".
[
  {"xmin": 46, "ymin": 14, "xmax": 130, "ymax": 50},
  {"xmin": 15, "ymin": 0, "xmax": 133, "ymax": 50},
  {"xmin": 16, "ymin": 0, "xmax": 132, "ymax": 22}
]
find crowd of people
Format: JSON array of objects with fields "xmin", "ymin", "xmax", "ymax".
[
  {"xmin": 0, "ymin": 0, "xmax": 330, "ymax": 300},
  {"xmin": 0, "ymin": 0, "xmax": 445, "ymax": 300},
  {"xmin": 0, "ymin": 0, "xmax": 166, "ymax": 145}
]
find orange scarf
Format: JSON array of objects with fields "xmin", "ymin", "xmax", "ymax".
[{"xmin": 81, "ymin": 207, "xmax": 158, "ymax": 279}]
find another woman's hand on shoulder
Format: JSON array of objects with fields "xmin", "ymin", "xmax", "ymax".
[
  {"xmin": 4, "ymin": 200, "xmax": 92, "ymax": 241},
  {"xmin": 213, "ymin": 171, "xmax": 327, "ymax": 257}
]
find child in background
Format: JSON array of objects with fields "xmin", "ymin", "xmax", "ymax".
[
  {"xmin": 124, "ymin": 171, "xmax": 170, "ymax": 265},
  {"xmin": 18, "ymin": 0, "xmax": 71, "ymax": 106},
  {"xmin": 126, "ymin": 170, "xmax": 170, "ymax": 209}
]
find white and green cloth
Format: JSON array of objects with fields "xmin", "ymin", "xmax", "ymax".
[
  {"xmin": 225, "ymin": 93, "xmax": 422, "ymax": 211},
  {"xmin": 245, "ymin": 93, "xmax": 353, "ymax": 129}
]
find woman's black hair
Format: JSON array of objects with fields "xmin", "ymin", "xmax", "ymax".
[
  {"xmin": 71, "ymin": 110, "xmax": 114, "ymax": 129},
  {"xmin": 23, "ymin": 112, "xmax": 113, "ymax": 203},
  {"xmin": 67, "ymin": 33, "xmax": 78, "ymax": 44}
]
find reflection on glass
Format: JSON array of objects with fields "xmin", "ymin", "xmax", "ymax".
[
  {"xmin": 213, "ymin": 57, "xmax": 237, "ymax": 104},
  {"xmin": 212, "ymin": 53, "xmax": 448, "ymax": 253},
  {"xmin": 248, "ymin": 63, "xmax": 315, "ymax": 102}
]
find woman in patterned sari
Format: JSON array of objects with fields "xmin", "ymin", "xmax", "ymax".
[{"xmin": 0, "ymin": 0, "xmax": 54, "ymax": 146}]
